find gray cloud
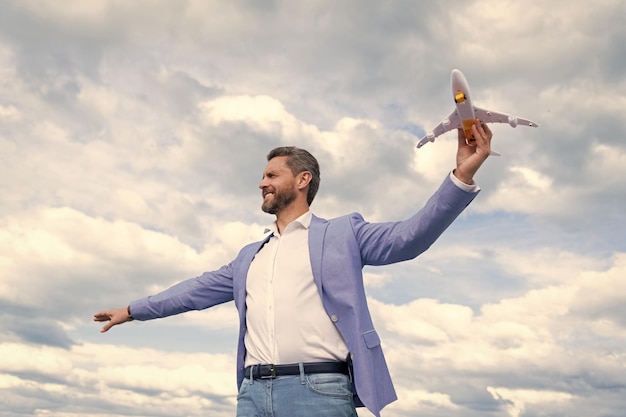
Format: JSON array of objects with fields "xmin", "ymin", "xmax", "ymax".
[{"xmin": 0, "ymin": 1, "xmax": 625, "ymax": 416}]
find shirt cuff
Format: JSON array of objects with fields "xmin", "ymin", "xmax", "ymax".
[{"xmin": 449, "ymin": 171, "xmax": 480, "ymax": 193}]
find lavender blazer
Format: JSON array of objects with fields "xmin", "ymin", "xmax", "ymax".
[{"xmin": 130, "ymin": 175, "xmax": 478, "ymax": 416}]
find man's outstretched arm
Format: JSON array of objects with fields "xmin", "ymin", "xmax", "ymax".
[{"xmin": 93, "ymin": 262, "xmax": 238, "ymax": 333}]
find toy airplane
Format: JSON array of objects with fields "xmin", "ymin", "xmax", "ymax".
[{"xmin": 416, "ymin": 69, "xmax": 538, "ymax": 154}]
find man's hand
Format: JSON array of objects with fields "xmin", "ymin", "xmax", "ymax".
[
  {"xmin": 453, "ymin": 119, "xmax": 493, "ymax": 185},
  {"xmin": 94, "ymin": 307, "xmax": 134, "ymax": 333}
]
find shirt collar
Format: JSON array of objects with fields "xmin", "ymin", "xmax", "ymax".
[{"xmin": 264, "ymin": 210, "xmax": 312, "ymax": 235}]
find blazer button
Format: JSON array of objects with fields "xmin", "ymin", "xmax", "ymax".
[{"xmin": 330, "ymin": 314, "xmax": 338, "ymax": 322}]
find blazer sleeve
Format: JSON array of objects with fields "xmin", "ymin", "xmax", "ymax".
[
  {"xmin": 129, "ymin": 262, "xmax": 235, "ymax": 321},
  {"xmin": 354, "ymin": 174, "xmax": 478, "ymax": 266}
]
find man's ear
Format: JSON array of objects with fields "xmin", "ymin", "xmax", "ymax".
[{"xmin": 297, "ymin": 171, "xmax": 312, "ymax": 190}]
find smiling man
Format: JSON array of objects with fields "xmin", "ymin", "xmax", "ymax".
[{"xmin": 94, "ymin": 121, "xmax": 492, "ymax": 417}]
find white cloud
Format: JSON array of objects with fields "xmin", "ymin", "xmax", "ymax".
[
  {"xmin": 480, "ymin": 165, "xmax": 569, "ymax": 215},
  {"xmin": 0, "ymin": 1, "xmax": 625, "ymax": 416},
  {"xmin": 369, "ymin": 251, "xmax": 626, "ymax": 415},
  {"xmin": 0, "ymin": 104, "xmax": 20, "ymax": 121},
  {"xmin": 0, "ymin": 206, "xmax": 221, "ymax": 310},
  {"xmin": 392, "ymin": 388, "xmax": 460, "ymax": 412},
  {"xmin": 0, "ymin": 342, "xmax": 237, "ymax": 417},
  {"xmin": 199, "ymin": 95, "xmax": 320, "ymax": 142},
  {"xmin": 0, "ymin": 343, "xmax": 73, "ymax": 375},
  {"xmin": 589, "ymin": 143, "xmax": 626, "ymax": 183},
  {"xmin": 487, "ymin": 387, "xmax": 573, "ymax": 417}
]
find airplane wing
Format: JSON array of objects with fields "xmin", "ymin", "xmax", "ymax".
[
  {"xmin": 416, "ymin": 109, "xmax": 461, "ymax": 148},
  {"xmin": 474, "ymin": 106, "xmax": 538, "ymax": 128}
]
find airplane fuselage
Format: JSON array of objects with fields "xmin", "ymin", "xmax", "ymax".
[{"xmin": 451, "ymin": 69, "xmax": 478, "ymax": 144}]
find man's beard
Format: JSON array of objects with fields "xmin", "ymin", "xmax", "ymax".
[{"xmin": 262, "ymin": 187, "xmax": 297, "ymax": 215}]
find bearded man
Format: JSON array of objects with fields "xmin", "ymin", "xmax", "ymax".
[{"xmin": 95, "ymin": 121, "xmax": 493, "ymax": 417}]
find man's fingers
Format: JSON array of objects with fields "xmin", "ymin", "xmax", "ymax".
[
  {"xmin": 94, "ymin": 307, "xmax": 133, "ymax": 333},
  {"xmin": 94, "ymin": 312, "xmax": 113, "ymax": 332},
  {"xmin": 473, "ymin": 119, "xmax": 492, "ymax": 140},
  {"xmin": 471, "ymin": 121, "xmax": 489, "ymax": 147},
  {"xmin": 470, "ymin": 120, "xmax": 493, "ymax": 158},
  {"xmin": 472, "ymin": 121, "xmax": 483, "ymax": 140},
  {"xmin": 98, "ymin": 314, "xmax": 120, "ymax": 333},
  {"xmin": 482, "ymin": 122, "xmax": 492, "ymax": 138},
  {"xmin": 93, "ymin": 312, "xmax": 112, "ymax": 322}
]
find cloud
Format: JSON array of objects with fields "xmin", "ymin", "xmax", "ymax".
[
  {"xmin": 487, "ymin": 387, "xmax": 573, "ymax": 417},
  {"xmin": 0, "ymin": 0, "xmax": 625, "ymax": 416},
  {"xmin": 370, "ymin": 251, "xmax": 626, "ymax": 416},
  {"xmin": 0, "ymin": 343, "xmax": 237, "ymax": 417}
]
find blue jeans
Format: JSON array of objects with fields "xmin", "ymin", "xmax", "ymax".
[{"xmin": 236, "ymin": 366, "xmax": 358, "ymax": 417}]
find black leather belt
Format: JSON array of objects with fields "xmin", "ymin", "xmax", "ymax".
[{"xmin": 244, "ymin": 361, "xmax": 349, "ymax": 379}]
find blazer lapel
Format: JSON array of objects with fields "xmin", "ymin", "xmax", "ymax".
[
  {"xmin": 235, "ymin": 233, "xmax": 273, "ymax": 307},
  {"xmin": 308, "ymin": 215, "xmax": 329, "ymax": 294}
]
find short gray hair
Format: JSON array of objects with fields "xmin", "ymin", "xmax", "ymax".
[{"xmin": 266, "ymin": 146, "xmax": 320, "ymax": 205}]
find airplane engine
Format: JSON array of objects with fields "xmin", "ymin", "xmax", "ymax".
[
  {"xmin": 508, "ymin": 116, "xmax": 518, "ymax": 127},
  {"xmin": 417, "ymin": 132, "xmax": 436, "ymax": 148}
]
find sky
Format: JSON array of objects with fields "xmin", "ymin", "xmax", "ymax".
[{"xmin": 1, "ymin": 0, "xmax": 625, "ymax": 416}]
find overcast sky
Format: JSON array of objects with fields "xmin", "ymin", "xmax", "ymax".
[{"xmin": 1, "ymin": 1, "xmax": 625, "ymax": 416}]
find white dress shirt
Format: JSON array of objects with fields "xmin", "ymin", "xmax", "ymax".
[
  {"xmin": 449, "ymin": 170, "xmax": 480, "ymax": 192},
  {"xmin": 244, "ymin": 172, "xmax": 475, "ymax": 366},
  {"xmin": 244, "ymin": 211, "xmax": 349, "ymax": 366}
]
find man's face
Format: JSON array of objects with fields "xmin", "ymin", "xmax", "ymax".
[{"xmin": 259, "ymin": 156, "xmax": 298, "ymax": 215}]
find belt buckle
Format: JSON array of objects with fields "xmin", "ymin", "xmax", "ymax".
[{"xmin": 261, "ymin": 364, "xmax": 276, "ymax": 379}]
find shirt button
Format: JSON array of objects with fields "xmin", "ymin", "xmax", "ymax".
[{"xmin": 330, "ymin": 314, "xmax": 338, "ymax": 322}]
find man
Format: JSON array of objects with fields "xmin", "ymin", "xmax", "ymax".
[{"xmin": 94, "ymin": 121, "xmax": 493, "ymax": 417}]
